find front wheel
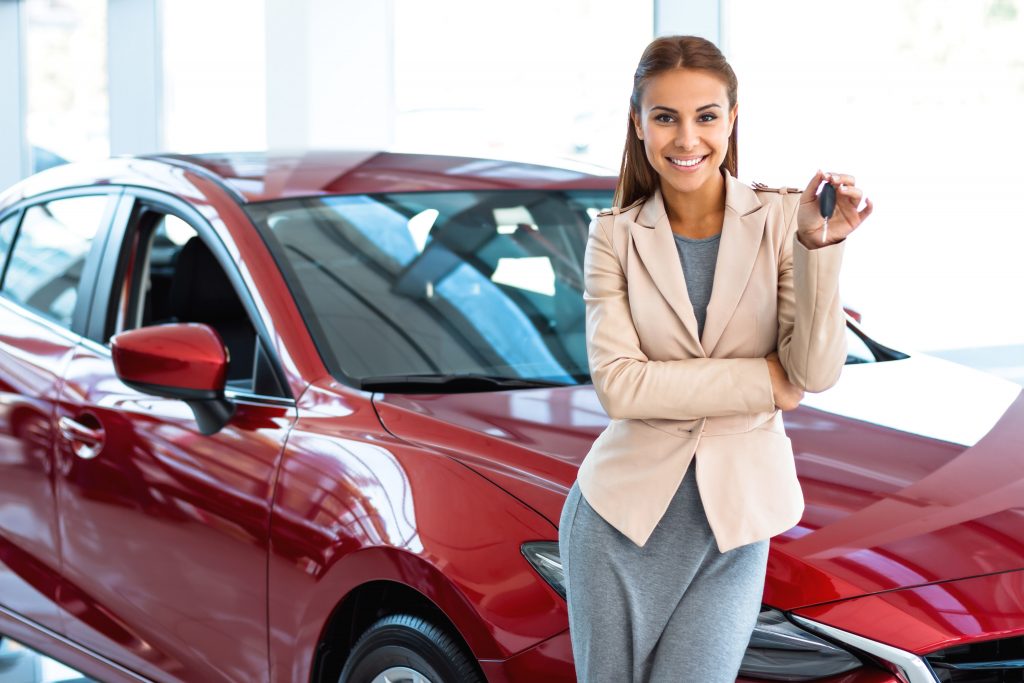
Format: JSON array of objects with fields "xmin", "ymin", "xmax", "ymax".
[{"xmin": 338, "ymin": 613, "xmax": 483, "ymax": 683}]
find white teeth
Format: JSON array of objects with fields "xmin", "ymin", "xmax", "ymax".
[{"xmin": 669, "ymin": 156, "xmax": 706, "ymax": 167}]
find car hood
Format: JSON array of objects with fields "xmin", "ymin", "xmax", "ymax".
[
  {"xmin": 372, "ymin": 353, "xmax": 1024, "ymax": 609},
  {"xmin": 790, "ymin": 567, "xmax": 1024, "ymax": 655}
]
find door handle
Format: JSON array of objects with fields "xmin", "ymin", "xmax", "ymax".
[{"xmin": 57, "ymin": 415, "xmax": 105, "ymax": 460}]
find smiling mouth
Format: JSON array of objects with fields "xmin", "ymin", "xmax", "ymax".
[{"xmin": 667, "ymin": 155, "xmax": 708, "ymax": 168}]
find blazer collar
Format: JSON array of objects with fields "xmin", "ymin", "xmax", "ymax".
[{"xmin": 628, "ymin": 167, "xmax": 768, "ymax": 357}]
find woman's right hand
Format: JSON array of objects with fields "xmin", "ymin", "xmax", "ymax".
[{"xmin": 766, "ymin": 352, "xmax": 805, "ymax": 411}]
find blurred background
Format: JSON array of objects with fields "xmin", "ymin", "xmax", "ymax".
[
  {"xmin": 2, "ymin": 0, "xmax": 1022, "ymax": 376},
  {"xmin": 5, "ymin": 0, "xmax": 1022, "ymax": 384},
  {"xmin": 0, "ymin": 0, "xmax": 1021, "ymax": 678}
]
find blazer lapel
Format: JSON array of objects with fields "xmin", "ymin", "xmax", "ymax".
[
  {"xmin": 700, "ymin": 171, "xmax": 768, "ymax": 355},
  {"xmin": 627, "ymin": 168, "xmax": 768, "ymax": 358},
  {"xmin": 629, "ymin": 185, "xmax": 704, "ymax": 356}
]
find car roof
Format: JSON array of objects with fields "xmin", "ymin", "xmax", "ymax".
[{"xmin": 1, "ymin": 150, "xmax": 618, "ymax": 209}]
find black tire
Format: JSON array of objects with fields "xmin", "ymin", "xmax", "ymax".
[{"xmin": 338, "ymin": 613, "xmax": 483, "ymax": 683}]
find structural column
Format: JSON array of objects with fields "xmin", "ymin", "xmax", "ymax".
[
  {"xmin": 265, "ymin": 0, "xmax": 395, "ymax": 150},
  {"xmin": 107, "ymin": 0, "xmax": 163, "ymax": 154},
  {"xmin": 0, "ymin": 0, "xmax": 28, "ymax": 188}
]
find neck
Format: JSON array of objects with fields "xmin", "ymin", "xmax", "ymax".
[{"xmin": 660, "ymin": 170, "xmax": 727, "ymax": 239}]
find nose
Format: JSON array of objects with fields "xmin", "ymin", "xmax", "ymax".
[{"xmin": 675, "ymin": 122, "xmax": 701, "ymax": 151}]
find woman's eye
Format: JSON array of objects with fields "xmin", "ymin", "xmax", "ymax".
[
  {"xmin": 699, "ymin": 114, "xmax": 717, "ymax": 122},
  {"xmin": 654, "ymin": 114, "xmax": 674, "ymax": 123}
]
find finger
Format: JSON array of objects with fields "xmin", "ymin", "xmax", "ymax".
[
  {"xmin": 835, "ymin": 183, "xmax": 860, "ymax": 198},
  {"xmin": 801, "ymin": 169, "xmax": 826, "ymax": 202},
  {"xmin": 836, "ymin": 197, "xmax": 861, "ymax": 225},
  {"xmin": 827, "ymin": 172, "xmax": 856, "ymax": 186},
  {"xmin": 858, "ymin": 196, "xmax": 874, "ymax": 220},
  {"xmin": 837, "ymin": 191, "xmax": 871, "ymax": 227},
  {"xmin": 838, "ymin": 185, "xmax": 863, "ymax": 203}
]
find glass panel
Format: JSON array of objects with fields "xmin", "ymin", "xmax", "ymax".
[
  {"xmin": 24, "ymin": 0, "xmax": 108, "ymax": 172},
  {"xmin": 393, "ymin": 0, "xmax": 652, "ymax": 169},
  {"xmin": 0, "ymin": 214, "xmax": 20, "ymax": 269},
  {"xmin": 3, "ymin": 195, "xmax": 109, "ymax": 328},
  {"xmin": 247, "ymin": 189, "xmax": 614, "ymax": 386},
  {"xmin": 161, "ymin": 0, "xmax": 266, "ymax": 152},
  {"xmin": 0, "ymin": 634, "xmax": 98, "ymax": 682},
  {"xmin": 724, "ymin": 0, "xmax": 1024, "ymax": 354},
  {"xmin": 845, "ymin": 327, "xmax": 875, "ymax": 365}
]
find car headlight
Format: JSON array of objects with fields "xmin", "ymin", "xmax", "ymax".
[
  {"xmin": 521, "ymin": 541, "xmax": 565, "ymax": 599},
  {"xmin": 738, "ymin": 607, "xmax": 865, "ymax": 681}
]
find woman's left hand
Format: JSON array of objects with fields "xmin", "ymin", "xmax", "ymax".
[{"xmin": 796, "ymin": 169, "xmax": 874, "ymax": 249}]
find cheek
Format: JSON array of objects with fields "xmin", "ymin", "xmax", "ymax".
[{"xmin": 643, "ymin": 136, "xmax": 661, "ymax": 161}]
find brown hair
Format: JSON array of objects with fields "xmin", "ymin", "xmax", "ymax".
[{"xmin": 613, "ymin": 35, "xmax": 739, "ymax": 208}]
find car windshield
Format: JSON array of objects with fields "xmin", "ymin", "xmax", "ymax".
[{"xmin": 245, "ymin": 189, "xmax": 615, "ymax": 391}]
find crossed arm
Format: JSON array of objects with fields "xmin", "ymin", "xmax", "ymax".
[{"xmin": 583, "ymin": 201, "xmax": 846, "ymax": 422}]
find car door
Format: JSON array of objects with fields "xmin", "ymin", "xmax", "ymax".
[
  {"xmin": 0, "ymin": 191, "xmax": 119, "ymax": 635},
  {"xmin": 54, "ymin": 190, "xmax": 296, "ymax": 683}
]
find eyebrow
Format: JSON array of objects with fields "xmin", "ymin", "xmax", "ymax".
[{"xmin": 651, "ymin": 104, "xmax": 722, "ymax": 113}]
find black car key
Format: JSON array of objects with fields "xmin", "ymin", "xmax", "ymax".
[{"xmin": 819, "ymin": 181, "xmax": 837, "ymax": 243}]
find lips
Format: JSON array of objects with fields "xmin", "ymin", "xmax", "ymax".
[{"xmin": 666, "ymin": 155, "xmax": 707, "ymax": 170}]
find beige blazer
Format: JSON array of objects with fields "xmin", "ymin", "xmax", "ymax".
[{"xmin": 578, "ymin": 166, "xmax": 847, "ymax": 553}]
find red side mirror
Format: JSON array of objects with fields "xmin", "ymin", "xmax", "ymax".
[{"xmin": 111, "ymin": 323, "xmax": 234, "ymax": 434}]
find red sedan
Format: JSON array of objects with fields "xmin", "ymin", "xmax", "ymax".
[{"xmin": 0, "ymin": 151, "xmax": 1021, "ymax": 683}]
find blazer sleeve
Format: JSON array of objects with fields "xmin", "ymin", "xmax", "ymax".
[
  {"xmin": 775, "ymin": 193, "xmax": 848, "ymax": 392},
  {"xmin": 584, "ymin": 214, "xmax": 776, "ymax": 421}
]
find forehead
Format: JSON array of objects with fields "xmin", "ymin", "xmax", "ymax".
[{"xmin": 639, "ymin": 68, "xmax": 729, "ymax": 109}]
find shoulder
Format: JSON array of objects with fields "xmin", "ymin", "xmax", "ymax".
[
  {"xmin": 596, "ymin": 196, "xmax": 645, "ymax": 218},
  {"xmin": 750, "ymin": 180, "xmax": 802, "ymax": 225},
  {"xmin": 750, "ymin": 180, "xmax": 802, "ymax": 196}
]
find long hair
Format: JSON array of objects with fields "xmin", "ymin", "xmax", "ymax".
[{"xmin": 613, "ymin": 35, "xmax": 739, "ymax": 209}]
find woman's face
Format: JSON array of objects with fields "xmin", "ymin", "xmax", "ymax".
[{"xmin": 631, "ymin": 68, "xmax": 737, "ymax": 195}]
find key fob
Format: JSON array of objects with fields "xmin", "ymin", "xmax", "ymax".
[{"xmin": 819, "ymin": 182, "xmax": 837, "ymax": 219}]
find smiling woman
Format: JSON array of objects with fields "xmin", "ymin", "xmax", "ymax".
[{"xmin": 559, "ymin": 33, "xmax": 871, "ymax": 683}]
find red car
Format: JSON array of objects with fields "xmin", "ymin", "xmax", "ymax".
[{"xmin": 0, "ymin": 151, "xmax": 1021, "ymax": 683}]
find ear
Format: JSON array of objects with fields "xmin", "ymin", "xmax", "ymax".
[
  {"xmin": 630, "ymin": 110, "xmax": 643, "ymax": 140},
  {"xmin": 728, "ymin": 103, "xmax": 738, "ymax": 136}
]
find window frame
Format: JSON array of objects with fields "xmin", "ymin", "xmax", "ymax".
[
  {"xmin": 86, "ymin": 187, "xmax": 293, "ymax": 402},
  {"xmin": 0, "ymin": 187, "xmax": 123, "ymax": 337}
]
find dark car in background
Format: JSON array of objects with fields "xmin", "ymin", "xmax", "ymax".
[{"xmin": 0, "ymin": 151, "xmax": 1021, "ymax": 683}]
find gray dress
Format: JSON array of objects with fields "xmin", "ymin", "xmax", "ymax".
[{"xmin": 560, "ymin": 230, "xmax": 770, "ymax": 682}]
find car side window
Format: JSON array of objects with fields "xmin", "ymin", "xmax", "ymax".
[
  {"xmin": 845, "ymin": 325, "xmax": 875, "ymax": 364},
  {"xmin": 1, "ymin": 195, "xmax": 110, "ymax": 329},
  {"xmin": 0, "ymin": 213, "xmax": 19, "ymax": 270},
  {"xmin": 115, "ymin": 209, "xmax": 277, "ymax": 395}
]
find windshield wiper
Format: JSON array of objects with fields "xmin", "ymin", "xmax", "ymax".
[{"xmin": 360, "ymin": 373, "xmax": 571, "ymax": 392}]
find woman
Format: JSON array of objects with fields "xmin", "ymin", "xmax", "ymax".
[{"xmin": 558, "ymin": 35, "xmax": 873, "ymax": 682}]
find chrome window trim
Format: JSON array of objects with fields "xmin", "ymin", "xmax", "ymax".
[
  {"xmin": 77, "ymin": 335, "xmax": 297, "ymax": 408},
  {"xmin": 789, "ymin": 613, "xmax": 938, "ymax": 683},
  {"xmin": 223, "ymin": 389, "xmax": 296, "ymax": 408}
]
